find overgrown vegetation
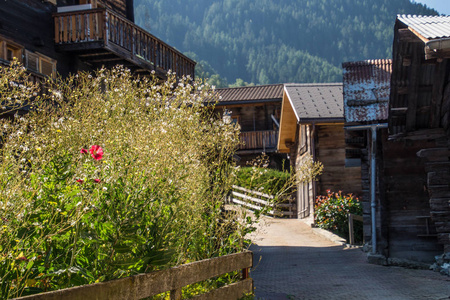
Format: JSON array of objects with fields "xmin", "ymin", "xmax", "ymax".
[
  {"xmin": 0, "ymin": 62, "xmax": 251, "ymax": 299},
  {"xmin": 315, "ymin": 191, "xmax": 363, "ymax": 243},
  {"xmin": 234, "ymin": 164, "xmax": 290, "ymax": 196}
]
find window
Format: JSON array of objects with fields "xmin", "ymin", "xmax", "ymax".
[
  {"xmin": 0, "ymin": 37, "xmax": 23, "ymax": 63},
  {"xmin": 25, "ymin": 50, "xmax": 57, "ymax": 78}
]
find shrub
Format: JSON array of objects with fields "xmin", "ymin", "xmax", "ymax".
[
  {"xmin": 0, "ymin": 64, "xmax": 247, "ymax": 298},
  {"xmin": 314, "ymin": 191, "xmax": 362, "ymax": 243},
  {"xmin": 234, "ymin": 166, "xmax": 290, "ymax": 195}
]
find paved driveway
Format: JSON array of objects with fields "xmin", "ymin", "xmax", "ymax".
[{"xmin": 249, "ymin": 217, "xmax": 450, "ymax": 300}]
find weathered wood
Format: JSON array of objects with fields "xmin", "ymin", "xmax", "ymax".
[
  {"xmin": 398, "ymin": 28, "xmax": 423, "ymax": 43},
  {"xmin": 430, "ymin": 60, "xmax": 448, "ymax": 127},
  {"xmin": 15, "ymin": 251, "xmax": 253, "ymax": 300},
  {"xmin": 192, "ymin": 279, "xmax": 253, "ymax": 300},
  {"xmin": 406, "ymin": 46, "xmax": 421, "ymax": 131},
  {"xmin": 52, "ymin": 8, "xmax": 195, "ymax": 78}
]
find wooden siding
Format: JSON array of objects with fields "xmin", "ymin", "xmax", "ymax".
[
  {"xmin": 98, "ymin": 0, "xmax": 127, "ymax": 19},
  {"xmin": 295, "ymin": 124, "xmax": 314, "ymax": 219},
  {"xmin": 380, "ymin": 138, "xmax": 443, "ymax": 262},
  {"xmin": 315, "ymin": 125, "xmax": 362, "ymax": 196},
  {"xmin": 278, "ymin": 92, "xmax": 298, "ymax": 153}
]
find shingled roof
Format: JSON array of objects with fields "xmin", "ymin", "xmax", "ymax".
[
  {"xmin": 208, "ymin": 84, "xmax": 283, "ymax": 105},
  {"xmin": 284, "ymin": 83, "xmax": 344, "ymax": 122}
]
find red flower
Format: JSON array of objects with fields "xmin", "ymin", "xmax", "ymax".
[
  {"xmin": 93, "ymin": 179, "xmax": 101, "ymax": 183},
  {"xmin": 89, "ymin": 145, "xmax": 103, "ymax": 160},
  {"xmin": 80, "ymin": 148, "xmax": 88, "ymax": 154},
  {"xmin": 76, "ymin": 179, "xmax": 84, "ymax": 184}
]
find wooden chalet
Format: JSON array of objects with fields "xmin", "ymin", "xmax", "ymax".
[
  {"xmin": 373, "ymin": 15, "xmax": 450, "ymax": 264},
  {"xmin": 0, "ymin": 0, "xmax": 195, "ymax": 81},
  {"xmin": 210, "ymin": 84, "xmax": 286, "ymax": 168},
  {"xmin": 278, "ymin": 83, "xmax": 362, "ymax": 220}
]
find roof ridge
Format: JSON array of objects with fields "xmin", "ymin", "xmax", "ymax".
[
  {"xmin": 284, "ymin": 82, "xmax": 342, "ymax": 87},
  {"xmin": 214, "ymin": 83, "xmax": 283, "ymax": 91}
]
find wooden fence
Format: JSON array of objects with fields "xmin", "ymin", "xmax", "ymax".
[
  {"xmin": 229, "ymin": 185, "xmax": 295, "ymax": 217},
  {"xmin": 14, "ymin": 251, "xmax": 253, "ymax": 300}
]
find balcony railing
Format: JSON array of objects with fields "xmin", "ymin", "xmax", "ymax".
[
  {"xmin": 53, "ymin": 8, "xmax": 195, "ymax": 78},
  {"xmin": 239, "ymin": 130, "xmax": 278, "ymax": 151}
]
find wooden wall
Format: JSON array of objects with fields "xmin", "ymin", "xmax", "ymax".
[
  {"xmin": 0, "ymin": 0, "xmax": 91, "ymax": 76},
  {"xmin": 315, "ymin": 125, "xmax": 362, "ymax": 196},
  {"xmin": 380, "ymin": 137, "xmax": 443, "ymax": 262},
  {"xmin": 294, "ymin": 124, "xmax": 313, "ymax": 219}
]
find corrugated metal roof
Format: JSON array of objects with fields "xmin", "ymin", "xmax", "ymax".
[
  {"xmin": 284, "ymin": 83, "xmax": 343, "ymax": 122},
  {"xmin": 208, "ymin": 84, "xmax": 283, "ymax": 105},
  {"xmin": 397, "ymin": 15, "xmax": 450, "ymax": 40},
  {"xmin": 342, "ymin": 59, "xmax": 392, "ymax": 123}
]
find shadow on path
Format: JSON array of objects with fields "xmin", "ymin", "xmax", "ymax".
[{"xmin": 248, "ymin": 218, "xmax": 450, "ymax": 300}]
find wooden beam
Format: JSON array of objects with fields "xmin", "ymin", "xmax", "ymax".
[
  {"xmin": 406, "ymin": 46, "xmax": 421, "ymax": 131},
  {"xmin": 430, "ymin": 60, "xmax": 448, "ymax": 128}
]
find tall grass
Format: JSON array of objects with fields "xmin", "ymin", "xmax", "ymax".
[{"xmin": 0, "ymin": 63, "xmax": 247, "ymax": 298}]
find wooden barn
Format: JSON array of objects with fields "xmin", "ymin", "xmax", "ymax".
[
  {"xmin": 372, "ymin": 15, "xmax": 450, "ymax": 264},
  {"xmin": 343, "ymin": 59, "xmax": 392, "ymax": 255},
  {"xmin": 210, "ymin": 84, "xmax": 286, "ymax": 168},
  {"xmin": 277, "ymin": 83, "xmax": 362, "ymax": 221},
  {"xmin": 0, "ymin": 0, "xmax": 195, "ymax": 80}
]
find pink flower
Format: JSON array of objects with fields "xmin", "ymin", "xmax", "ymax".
[
  {"xmin": 93, "ymin": 179, "xmax": 101, "ymax": 183},
  {"xmin": 76, "ymin": 179, "xmax": 84, "ymax": 184},
  {"xmin": 89, "ymin": 145, "xmax": 103, "ymax": 160},
  {"xmin": 80, "ymin": 148, "xmax": 88, "ymax": 154}
]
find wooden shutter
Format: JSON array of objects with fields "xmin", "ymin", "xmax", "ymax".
[
  {"xmin": 25, "ymin": 51, "xmax": 39, "ymax": 73},
  {"xmin": 40, "ymin": 58, "xmax": 55, "ymax": 77}
]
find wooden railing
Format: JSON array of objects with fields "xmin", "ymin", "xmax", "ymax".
[
  {"xmin": 239, "ymin": 130, "xmax": 278, "ymax": 150},
  {"xmin": 15, "ymin": 251, "xmax": 253, "ymax": 300},
  {"xmin": 229, "ymin": 185, "xmax": 295, "ymax": 217},
  {"xmin": 53, "ymin": 8, "xmax": 196, "ymax": 78}
]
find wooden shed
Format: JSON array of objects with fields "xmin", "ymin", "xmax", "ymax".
[
  {"xmin": 278, "ymin": 83, "xmax": 362, "ymax": 220},
  {"xmin": 376, "ymin": 15, "xmax": 450, "ymax": 264}
]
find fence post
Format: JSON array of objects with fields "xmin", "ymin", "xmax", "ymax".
[
  {"xmin": 348, "ymin": 213, "xmax": 354, "ymax": 245},
  {"xmin": 170, "ymin": 288, "xmax": 182, "ymax": 300}
]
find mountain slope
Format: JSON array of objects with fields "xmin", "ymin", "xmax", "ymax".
[{"xmin": 134, "ymin": 0, "xmax": 437, "ymax": 85}]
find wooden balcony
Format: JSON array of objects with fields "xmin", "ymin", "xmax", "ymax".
[
  {"xmin": 53, "ymin": 8, "xmax": 195, "ymax": 78},
  {"xmin": 239, "ymin": 130, "xmax": 278, "ymax": 153}
]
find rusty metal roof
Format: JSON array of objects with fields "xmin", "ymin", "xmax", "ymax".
[
  {"xmin": 342, "ymin": 59, "xmax": 392, "ymax": 123},
  {"xmin": 208, "ymin": 84, "xmax": 283, "ymax": 105},
  {"xmin": 397, "ymin": 15, "xmax": 450, "ymax": 40},
  {"xmin": 284, "ymin": 83, "xmax": 343, "ymax": 122}
]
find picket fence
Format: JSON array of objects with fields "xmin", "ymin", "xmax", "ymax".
[{"xmin": 229, "ymin": 185, "xmax": 296, "ymax": 217}]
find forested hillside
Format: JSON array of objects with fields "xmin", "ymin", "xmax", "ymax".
[{"xmin": 134, "ymin": 0, "xmax": 437, "ymax": 86}]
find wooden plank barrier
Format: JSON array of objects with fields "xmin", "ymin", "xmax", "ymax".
[
  {"xmin": 230, "ymin": 185, "xmax": 295, "ymax": 217},
  {"xmin": 14, "ymin": 251, "xmax": 253, "ymax": 300}
]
